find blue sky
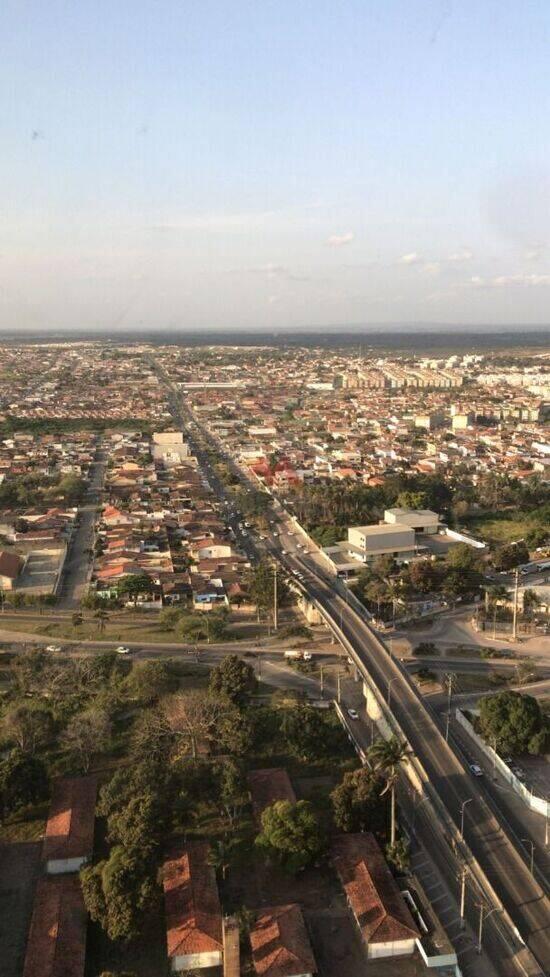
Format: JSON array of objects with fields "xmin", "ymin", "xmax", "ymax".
[{"xmin": 1, "ymin": 0, "xmax": 550, "ymax": 331}]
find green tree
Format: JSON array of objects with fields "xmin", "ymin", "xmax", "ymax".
[
  {"xmin": 207, "ymin": 837, "xmax": 240, "ymax": 881},
  {"xmin": 126, "ymin": 660, "xmax": 179, "ymax": 704},
  {"xmin": 255, "ymin": 799, "xmax": 325, "ymax": 874},
  {"xmin": 209, "ymin": 655, "xmax": 256, "ymax": 708},
  {"xmin": 493, "ymin": 541, "xmax": 530, "ymax": 572},
  {"xmin": 249, "ymin": 560, "xmax": 288, "ymax": 616},
  {"xmin": 280, "ymin": 703, "xmax": 332, "ymax": 762},
  {"xmin": 215, "ymin": 758, "xmax": 248, "ymax": 823},
  {"xmin": 216, "ymin": 700, "xmax": 254, "ymax": 757},
  {"xmin": 116, "ymin": 573, "xmax": 153, "ymax": 599},
  {"xmin": 164, "ymin": 691, "xmax": 220, "ymax": 760},
  {"xmin": 0, "ymin": 750, "xmax": 49, "ymax": 817},
  {"xmin": 107, "ymin": 792, "xmax": 164, "ymax": 853},
  {"xmin": 331, "ymin": 766, "xmax": 386, "ymax": 833},
  {"xmin": 72, "ymin": 611, "xmax": 83, "ymax": 629},
  {"xmin": 396, "ymin": 490, "xmax": 428, "ymax": 510},
  {"xmin": 385, "ymin": 838, "xmax": 410, "ymax": 873},
  {"xmin": 80, "ymin": 846, "xmax": 157, "ymax": 942},
  {"xmin": 478, "ymin": 691, "xmax": 546, "ymax": 755},
  {"xmin": 369, "ymin": 737, "xmax": 412, "ymax": 845}
]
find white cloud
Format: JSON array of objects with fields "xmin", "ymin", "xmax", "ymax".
[
  {"xmin": 469, "ymin": 273, "xmax": 550, "ymax": 288},
  {"xmin": 525, "ymin": 247, "xmax": 544, "ymax": 261},
  {"xmin": 327, "ymin": 232, "xmax": 354, "ymax": 247},
  {"xmin": 267, "ymin": 294, "xmax": 279, "ymax": 304},
  {"xmin": 421, "ymin": 262, "xmax": 440, "ymax": 276},
  {"xmin": 399, "ymin": 252, "xmax": 421, "ymax": 265},
  {"xmin": 447, "ymin": 248, "xmax": 473, "ymax": 262}
]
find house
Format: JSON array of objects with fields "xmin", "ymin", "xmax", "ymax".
[
  {"xmin": 0, "ymin": 550, "xmax": 24, "ymax": 590},
  {"xmin": 23, "ymin": 876, "xmax": 87, "ymax": 977},
  {"xmin": 248, "ymin": 768, "xmax": 296, "ymax": 826},
  {"xmin": 43, "ymin": 776, "xmax": 97, "ymax": 874},
  {"xmin": 250, "ymin": 904, "xmax": 317, "ymax": 977},
  {"xmin": 163, "ymin": 841, "xmax": 223, "ymax": 972},
  {"xmin": 332, "ymin": 833, "xmax": 417, "ymax": 960}
]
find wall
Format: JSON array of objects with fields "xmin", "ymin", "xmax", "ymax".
[
  {"xmin": 444, "ymin": 528, "xmax": 486, "ymax": 549},
  {"xmin": 455, "ymin": 709, "xmax": 549, "ymax": 818}
]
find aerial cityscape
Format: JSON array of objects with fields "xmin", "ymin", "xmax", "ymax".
[{"xmin": 1, "ymin": 3, "xmax": 549, "ymax": 977}]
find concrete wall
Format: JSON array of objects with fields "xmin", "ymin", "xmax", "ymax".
[{"xmin": 455, "ymin": 709, "xmax": 549, "ymax": 818}]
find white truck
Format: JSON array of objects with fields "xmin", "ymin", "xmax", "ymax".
[{"xmin": 284, "ymin": 649, "xmax": 312, "ymax": 662}]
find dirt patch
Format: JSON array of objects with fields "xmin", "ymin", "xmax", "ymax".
[{"xmin": 0, "ymin": 841, "xmax": 42, "ymax": 977}]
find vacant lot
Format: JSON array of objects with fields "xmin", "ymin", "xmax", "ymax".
[{"xmin": 462, "ymin": 511, "xmax": 529, "ymax": 544}]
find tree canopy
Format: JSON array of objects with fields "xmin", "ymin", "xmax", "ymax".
[
  {"xmin": 478, "ymin": 691, "xmax": 547, "ymax": 755},
  {"xmin": 255, "ymin": 799, "xmax": 325, "ymax": 873}
]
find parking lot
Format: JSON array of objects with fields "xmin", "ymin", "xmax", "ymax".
[{"xmin": 16, "ymin": 548, "xmax": 64, "ymax": 595}]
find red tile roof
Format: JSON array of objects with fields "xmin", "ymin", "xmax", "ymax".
[
  {"xmin": 163, "ymin": 841, "xmax": 223, "ymax": 959},
  {"xmin": 331, "ymin": 833, "xmax": 417, "ymax": 946},
  {"xmin": 42, "ymin": 776, "xmax": 97, "ymax": 864},
  {"xmin": 22, "ymin": 876, "xmax": 86, "ymax": 977},
  {"xmin": 250, "ymin": 904, "xmax": 317, "ymax": 977},
  {"xmin": 248, "ymin": 768, "xmax": 296, "ymax": 825},
  {"xmin": 0, "ymin": 549, "xmax": 23, "ymax": 579}
]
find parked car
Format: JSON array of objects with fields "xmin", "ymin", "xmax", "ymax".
[
  {"xmin": 45, "ymin": 644, "xmax": 62, "ymax": 653},
  {"xmin": 347, "ymin": 708, "xmax": 359, "ymax": 720},
  {"xmin": 469, "ymin": 762, "xmax": 483, "ymax": 777},
  {"xmin": 116, "ymin": 646, "xmax": 131, "ymax": 656}
]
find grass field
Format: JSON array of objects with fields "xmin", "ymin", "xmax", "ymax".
[{"xmin": 462, "ymin": 510, "xmax": 529, "ymax": 544}]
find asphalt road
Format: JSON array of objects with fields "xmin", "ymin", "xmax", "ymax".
[
  {"xmin": 161, "ymin": 361, "xmax": 550, "ymax": 975},
  {"xmin": 56, "ymin": 446, "xmax": 107, "ymax": 609}
]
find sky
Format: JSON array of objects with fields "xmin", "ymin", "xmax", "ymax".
[{"xmin": 1, "ymin": 0, "xmax": 550, "ymax": 333}]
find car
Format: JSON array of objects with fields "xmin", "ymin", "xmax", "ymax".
[
  {"xmin": 45, "ymin": 644, "xmax": 62, "ymax": 653},
  {"xmin": 469, "ymin": 763, "xmax": 483, "ymax": 777},
  {"xmin": 272, "ymin": 532, "xmax": 279, "ymax": 537},
  {"xmin": 116, "ymin": 646, "xmax": 131, "ymax": 656},
  {"xmin": 347, "ymin": 708, "xmax": 359, "ymax": 721},
  {"xmin": 281, "ymin": 549, "xmax": 287, "ymax": 554}
]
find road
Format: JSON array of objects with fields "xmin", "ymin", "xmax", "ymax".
[
  {"xmin": 170, "ymin": 381, "xmax": 549, "ymax": 976},
  {"xmin": 56, "ymin": 445, "xmax": 107, "ymax": 609}
]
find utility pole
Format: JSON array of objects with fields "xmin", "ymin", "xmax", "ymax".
[
  {"xmin": 273, "ymin": 563, "xmax": 278, "ymax": 631},
  {"xmin": 319, "ymin": 665, "xmax": 324, "ymax": 699},
  {"xmin": 337, "ymin": 671, "xmax": 342, "ymax": 704},
  {"xmin": 512, "ymin": 568, "xmax": 519, "ymax": 642},
  {"xmin": 445, "ymin": 673, "xmax": 454, "ymax": 743}
]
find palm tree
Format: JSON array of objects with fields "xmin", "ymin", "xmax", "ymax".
[
  {"xmin": 207, "ymin": 837, "xmax": 237, "ymax": 881},
  {"xmin": 369, "ymin": 736, "xmax": 412, "ymax": 845},
  {"xmin": 94, "ymin": 608, "xmax": 109, "ymax": 634}
]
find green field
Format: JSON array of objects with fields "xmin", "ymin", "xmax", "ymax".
[{"xmin": 462, "ymin": 510, "xmax": 529, "ymax": 544}]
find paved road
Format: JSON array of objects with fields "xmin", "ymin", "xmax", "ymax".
[
  {"xmin": 158, "ymin": 357, "xmax": 550, "ymax": 975},
  {"xmin": 56, "ymin": 447, "xmax": 107, "ymax": 609}
]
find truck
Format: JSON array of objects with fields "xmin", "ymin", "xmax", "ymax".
[{"xmin": 284, "ymin": 649, "xmax": 312, "ymax": 662}]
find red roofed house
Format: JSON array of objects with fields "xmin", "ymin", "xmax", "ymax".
[
  {"xmin": 250, "ymin": 904, "xmax": 317, "ymax": 977},
  {"xmin": 163, "ymin": 841, "xmax": 223, "ymax": 972},
  {"xmin": 248, "ymin": 768, "xmax": 296, "ymax": 826},
  {"xmin": 43, "ymin": 776, "xmax": 97, "ymax": 874},
  {"xmin": 23, "ymin": 876, "xmax": 87, "ymax": 977},
  {"xmin": 332, "ymin": 833, "xmax": 418, "ymax": 960},
  {"xmin": 0, "ymin": 549, "xmax": 24, "ymax": 590}
]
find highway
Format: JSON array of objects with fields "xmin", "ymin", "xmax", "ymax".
[{"xmin": 154, "ymin": 358, "xmax": 550, "ymax": 975}]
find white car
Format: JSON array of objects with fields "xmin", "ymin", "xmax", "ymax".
[
  {"xmin": 45, "ymin": 644, "xmax": 62, "ymax": 653},
  {"xmin": 116, "ymin": 646, "xmax": 131, "ymax": 656},
  {"xmin": 469, "ymin": 762, "xmax": 483, "ymax": 777},
  {"xmin": 347, "ymin": 708, "xmax": 359, "ymax": 721}
]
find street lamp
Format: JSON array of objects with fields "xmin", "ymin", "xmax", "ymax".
[
  {"xmin": 476, "ymin": 905, "xmax": 500, "ymax": 955},
  {"xmin": 460, "ymin": 798, "xmax": 472, "ymax": 840},
  {"xmin": 522, "ymin": 838, "xmax": 535, "ymax": 876}
]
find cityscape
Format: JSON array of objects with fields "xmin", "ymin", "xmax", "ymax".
[
  {"xmin": 1, "ymin": 3, "xmax": 550, "ymax": 977},
  {"xmin": 0, "ymin": 337, "xmax": 548, "ymax": 977}
]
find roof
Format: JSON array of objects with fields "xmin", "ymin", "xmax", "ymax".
[
  {"xmin": 0, "ymin": 549, "xmax": 23, "ymax": 579},
  {"xmin": 42, "ymin": 776, "xmax": 97, "ymax": 864},
  {"xmin": 163, "ymin": 841, "xmax": 223, "ymax": 959},
  {"xmin": 248, "ymin": 768, "xmax": 296, "ymax": 824},
  {"xmin": 348, "ymin": 523, "xmax": 414, "ymax": 538},
  {"xmin": 331, "ymin": 833, "xmax": 418, "ymax": 945},
  {"xmin": 250, "ymin": 904, "xmax": 316, "ymax": 977},
  {"xmin": 22, "ymin": 876, "xmax": 86, "ymax": 977}
]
